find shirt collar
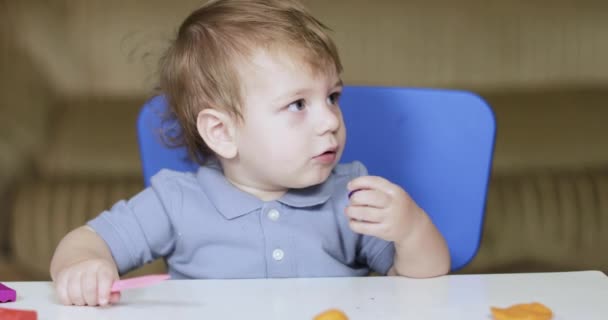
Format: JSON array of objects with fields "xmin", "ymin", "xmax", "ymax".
[
  {"xmin": 197, "ymin": 164, "xmax": 335, "ymax": 220},
  {"xmin": 277, "ymin": 179, "xmax": 334, "ymax": 208}
]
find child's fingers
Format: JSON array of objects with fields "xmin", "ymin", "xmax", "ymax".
[
  {"xmin": 97, "ymin": 269, "xmax": 115, "ymax": 306},
  {"xmin": 109, "ymin": 292, "xmax": 121, "ymax": 304},
  {"xmin": 345, "ymin": 206, "xmax": 384, "ymax": 223},
  {"xmin": 81, "ymin": 270, "xmax": 98, "ymax": 306},
  {"xmin": 348, "ymin": 218, "xmax": 383, "ymax": 237},
  {"xmin": 67, "ymin": 273, "xmax": 85, "ymax": 306},
  {"xmin": 54, "ymin": 272, "xmax": 71, "ymax": 305},
  {"xmin": 349, "ymin": 189, "xmax": 390, "ymax": 208},
  {"xmin": 347, "ymin": 176, "xmax": 392, "ymax": 192}
]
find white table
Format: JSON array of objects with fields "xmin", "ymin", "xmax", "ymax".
[{"xmin": 2, "ymin": 271, "xmax": 607, "ymax": 320}]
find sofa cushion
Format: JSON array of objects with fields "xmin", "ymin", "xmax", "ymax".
[
  {"xmin": 485, "ymin": 89, "xmax": 608, "ymax": 174},
  {"xmin": 11, "ymin": 176, "xmax": 165, "ymax": 279},
  {"xmin": 462, "ymin": 168, "xmax": 608, "ymax": 273},
  {"xmin": 37, "ymin": 98, "xmax": 146, "ymax": 178}
]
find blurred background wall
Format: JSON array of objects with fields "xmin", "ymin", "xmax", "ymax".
[{"xmin": 1, "ymin": 0, "xmax": 607, "ymax": 280}]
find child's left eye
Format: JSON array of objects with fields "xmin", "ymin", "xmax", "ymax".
[
  {"xmin": 287, "ymin": 99, "xmax": 306, "ymax": 112},
  {"xmin": 327, "ymin": 92, "xmax": 341, "ymax": 105}
]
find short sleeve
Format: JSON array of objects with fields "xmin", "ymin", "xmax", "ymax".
[{"xmin": 87, "ymin": 171, "xmax": 180, "ymax": 275}]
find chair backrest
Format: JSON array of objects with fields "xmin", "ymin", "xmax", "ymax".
[{"xmin": 137, "ymin": 86, "xmax": 496, "ymax": 271}]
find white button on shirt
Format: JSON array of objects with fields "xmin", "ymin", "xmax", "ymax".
[
  {"xmin": 272, "ymin": 249, "xmax": 284, "ymax": 261},
  {"xmin": 267, "ymin": 209, "xmax": 280, "ymax": 221}
]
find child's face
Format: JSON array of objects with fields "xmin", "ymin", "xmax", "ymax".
[{"xmin": 231, "ymin": 49, "xmax": 346, "ymax": 191}]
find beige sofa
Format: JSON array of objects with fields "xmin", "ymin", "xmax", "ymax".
[{"xmin": 1, "ymin": 0, "xmax": 607, "ymax": 280}]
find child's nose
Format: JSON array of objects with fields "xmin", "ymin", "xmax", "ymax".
[{"xmin": 315, "ymin": 104, "xmax": 341, "ymax": 135}]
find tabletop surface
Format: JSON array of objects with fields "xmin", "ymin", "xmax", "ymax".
[{"xmin": 1, "ymin": 271, "xmax": 607, "ymax": 320}]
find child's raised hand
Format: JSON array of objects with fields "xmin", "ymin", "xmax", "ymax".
[
  {"xmin": 53, "ymin": 258, "xmax": 120, "ymax": 306},
  {"xmin": 345, "ymin": 176, "xmax": 424, "ymax": 244}
]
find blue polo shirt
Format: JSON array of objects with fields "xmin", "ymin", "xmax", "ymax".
[{"xmin": 88, "ymin": 161, "xmax": 395, "ymax": 279}]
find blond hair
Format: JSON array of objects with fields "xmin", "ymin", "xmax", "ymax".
[{"xmin": 159, "ymin": 0, "xmax": 343, "ymax": 164}]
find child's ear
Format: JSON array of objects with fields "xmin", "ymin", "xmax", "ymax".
[{"xmin": 196, "ymin": 109, "xmax": 238, "ymax": 159}]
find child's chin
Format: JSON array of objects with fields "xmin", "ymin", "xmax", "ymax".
[
  {"xmin": 281, "ymin": 166, "xmax": 335, "ymax": 189},
  {"xmin": 297, "ymin": 171, "xmax": 333, "ymax": 188}
]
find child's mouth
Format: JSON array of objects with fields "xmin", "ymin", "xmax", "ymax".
[{"xmin": 314, "ymin": 150, "xmax": 337, "ymax": 164}]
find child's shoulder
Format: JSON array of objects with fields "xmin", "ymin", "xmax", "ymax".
[
  {"xmin": 151, "ymin": 168, "xmax": 198, "ymax": 181},
  {"xmin": 149, "ymin": 168, "xmax": 201, "ymax": 190},
  {"xmin": 145, "ymin": 168, "xmax": 207, "ymax": 208}
]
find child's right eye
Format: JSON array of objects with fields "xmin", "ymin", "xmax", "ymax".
[{"xmin": 287, "ymin": 99, "xmax": 306, "ymax": 112}]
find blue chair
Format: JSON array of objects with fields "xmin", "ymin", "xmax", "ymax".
[{"xmin": 137, "ymin": 86, "xmax": 496, "ymax": 271}]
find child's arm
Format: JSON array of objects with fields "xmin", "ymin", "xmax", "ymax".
[
  {"xmin": 346, "ymin": 176, "xmax": 450, "ymax": 278},
  {"xmin": 386, "ymin": 210, "xmax": 450, "ymax": 277},
  {"xmin": 50, "ymin": 226, "xmax": 121, "ymax": 306}
]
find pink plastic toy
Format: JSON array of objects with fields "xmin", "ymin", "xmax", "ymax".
[
  {"xmin": 0, "ymin": 283, "xmax": 16, "ymax": 303},
  {"xmin": 110, "ymin": 274, "xmax": 170, "ymax": 293}
]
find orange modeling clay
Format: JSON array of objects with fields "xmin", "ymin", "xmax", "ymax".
[
  {"xmin": 491, "ymin": 302, "xmax": 553, "ymax": 320},
  {"xmin": 0, "ymin": 307, "xmax": 38, "ymax": 320},
  {"xmin": 313, "ymin": 309, "xmax": 349, "ymax": 320}
]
